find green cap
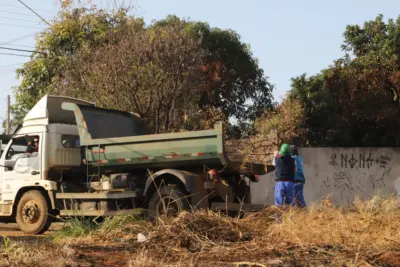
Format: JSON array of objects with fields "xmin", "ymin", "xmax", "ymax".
[{"xmin": 279, "ymin": 143, "xmax": 291, "ymax": 156}]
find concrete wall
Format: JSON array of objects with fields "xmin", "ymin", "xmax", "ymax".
[{"xmin": 250, "ymin": 147, "xmax": 400, "ymax": 207}]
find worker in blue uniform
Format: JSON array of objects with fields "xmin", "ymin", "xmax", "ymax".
[{"xmin": 291, "ymin": 145, "xmax": 306, "ymax": 208}]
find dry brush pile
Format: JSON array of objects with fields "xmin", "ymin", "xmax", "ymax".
[
  {"xmin": 41, "ymin": 196, "xmax": 400, "ymax": 266},
  {"xmin": 1, "ymin": 196, "xmax": 399, "ymax": 266}
]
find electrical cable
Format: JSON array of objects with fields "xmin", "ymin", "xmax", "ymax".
[
  {"xmin": 1, "ymin": 43, "xmax": 35, "ymax": 49},
  {"xmin": 0, "ymin": 46, "xmax": 38, "ymax": 53},
  {"xmin": 0, "ymin": 22, "xmax": 43, "ymax": 29},
  {"xmin": 0, "ymin": 67, "xmax": 18, "ymax": 73},
  {"xmin": 0, "ymin": 63, "xmax": 24, "ymax": 69},
  {"xmin": 0, "ymin": 15, "xmax": 42, "ymax": 23},
  {"xmin": 0, "ymin": 69, "xmax": 19, "ymax": 76},
  {"xmin": 0, "ymin": 3, "xmax": 52, "ymax": 13},
  {"xmin": 0, "ymin": 33, "xmax": 35, "ymax": 46},
  {"xmin": 15, "ymin": 0, "xmax": 51, "ymax": 26},
  {"xmin": 0, "ymin": 46, "xmax": 45, "ymax": 57},
  {"xmin": 0, "ymin": 10, "xmax": 50, "ymax": 18},
  {"xmin": 0, "ymin": 52, "xmax": 31, "ymax": 57}
]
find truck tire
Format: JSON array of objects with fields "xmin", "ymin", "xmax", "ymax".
[
  {"xmin": 148, "ymin": 186, "xmax": 189, "ymax": 220},
  {"xmin": 16, "ymin": 190, "xmax": 52, "ymax": 235}
]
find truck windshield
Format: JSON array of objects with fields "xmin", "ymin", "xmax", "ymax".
[{"xmin": 79, "ymin": 105, "xmax": 150, "ymax": 139}]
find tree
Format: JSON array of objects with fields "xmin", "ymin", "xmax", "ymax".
[
  {"xmin": 324, "ymin": 56, "xmax": 400, "ymax": 146},
  {"xmin": 324, "ymin": 15, "xmax": 400, "ymax": 146},
  {"xmin": 13, "ymin": 7, "xmax": 142, "ymax": 125},
  {"xmin": 289, "ymin": 73, "xmax": 339, "ymax": 146},
  {"xmin": 155, "ymin": 16, "xmax": 274, "ymax": 123},
  {"xmin": 271, "ymin": 14, "xmax": 400, "ymax": 147},
  {"xmin": 53, "ymin": 21, "xmax": 206, "ymax": 133},
  {"xmin": 256, "ymin": 96, "xmax": 306, "ymax": 145},
  {"xmin": 13, "ymin": 8, "xmax": 273, "ymax": 135}
]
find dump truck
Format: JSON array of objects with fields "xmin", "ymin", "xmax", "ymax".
[{"xmin": 0, "ymin": 95, "xmax": 266, "ymax": 234}]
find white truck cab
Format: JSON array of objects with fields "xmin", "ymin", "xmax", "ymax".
[{"xmin": 0, "ymin": 95, "xmax": 94, "ymax": 234}]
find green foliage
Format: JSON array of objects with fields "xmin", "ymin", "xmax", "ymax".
[
  {"xmin": 289, "ymin": 73, "xmax": 339, "ymax": 146},
  {"xmin": 326, "ymin": 15, "xmax": 400, "ymax": 146},
  {"xmin": 99, "ymin": 214, "xmax": 141, "ymax": 233},
  {"xmin": 1, "ymin": 236, "xmax": 15, "ymax": 253},
  {"xmin": 53, "ymin": 18, "xmax": 205, "ymax": 133},
  {"xmin": 52, "ymin": 216, "xmax": 99, "ymax": 242},
  {"xmin": 13, "ymin": 7, "xmax": 144, "ymax": 124},
  {"xmin": 52, "ymin": 214, "xmax": 147, "ymax": 244},
  {"xmin": 155, "ymin": 15, "xmax": 273, "ymax": 122},
  {"xmin": 256, "ymin": 96, "xmax": 306, "ymax": 144},
  {"xmin": 13, "ymin": 9, "xmax": 272, "ymax": 134},
  {"xmin": 274, "ymin": 14, "xmax": 400, "ymax": 147},
  {"xmin": 341, "ymin": 14, "xmax": 400, "ymax": 60}
]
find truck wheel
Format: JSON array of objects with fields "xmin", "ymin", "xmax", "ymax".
[
  {"xmin": 16, "ymin": 190, "xmax": 52, "ymax": 235},
  {"xmin": 148, "ymin": 186, "xmax": 189, "ymax": 220}
]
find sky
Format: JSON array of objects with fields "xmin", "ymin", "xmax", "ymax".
[{"xmin": 0, "ymin": 0, "xmax": 400, "ymax": 121}]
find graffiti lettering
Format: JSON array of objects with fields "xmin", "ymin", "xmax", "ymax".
[
  {"xmin": 329, "ymin": 153, "xmax": 338, "ymax": 166},
  {"xmin": 359, "ymin": 153, "xmax": 374, "ymax": 169},
  {"xmin": 322, "ymin": 176, "xmax": 331, "ymax": 188},
  {"xmin": 333, "ymin": 172, "xmax": 354, "ymax": 191},
  {"xmin": 376, "ymin": 155, "xmax": 391, "ymax": 169},
  {"xmin": 321, "ymin": 171, "xmax": 365, "ymax": 199},
  {"xmin": 341, "ymin": 154, "xmax": 348, "ymax": 168},
  {"xmin": 348, "ymin": 155, "xmax": 358, "ymax": 169},
  {"xmin": 316, "ymin": 149, "xmax": 394, "ymax": 208},
  {"xmin": 332, "ymin": 153, "xmax": 392, "ymax": 169}
]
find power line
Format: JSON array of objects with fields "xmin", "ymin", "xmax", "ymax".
[
  {"xmin": 0, "ymin": 67, "xmax": 19, "ymax": 74},
  {"xmin": 0, "ymin": 46, "xmax": 37, "ymax": 53},
  {"xmin": 0, "ymin": 33, "xmax": 36, "ymax": 46},
  {"xmin": 0, "ymin": 15, "xmax": 42, "ymax": 23},
  {"xmin": 0, "ymin": 63, "xmax": 24, "ymax": 69},
  {"xmin": 0, "ymin": 10, "xmax": 51, "ymax": 18},
  {"xmin": 0, "ymin": 22, "xmax": 43, "ymax": 29},
  {"xmin": 0, "ymin": 46, "xmax": 45, "ymax": 57},
  {"xmin": 15, "ymin": 0, "xmax": 51, "ymax": 26},
  {"xmin": 1, "ymin": 43, "xmax": 35, "ymax": 49},
  {"xmin": 0, "ymin": 52, "xmax": 31, "ymax": 57},
  {"xmin": 0, "ymin": 69, "xmax": 19, "ymax": 76},
  {"xmin": 0, "ymin": 3, "xmax": 52, "ymax": 13}
]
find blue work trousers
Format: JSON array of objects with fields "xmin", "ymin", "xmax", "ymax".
[
  {"xmin": 294, "ymin": 183, "xmax": 307, "ymax": 208},
  {"xmin": 274, "ymin": 181, "xmax": 295, "ymax": 206}
]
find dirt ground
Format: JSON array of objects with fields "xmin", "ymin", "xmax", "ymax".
[
  {"xmin": 1, "ymin": 203, "xmax": 400, "ymax": 267},
  {"xmin": 0, "ymin": 223, "xmax": 61, "ymax": 236}
]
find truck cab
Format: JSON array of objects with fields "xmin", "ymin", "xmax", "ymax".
[{"xmin": 0, "ymin": 96, "xmax": 93, "ymax": 233}]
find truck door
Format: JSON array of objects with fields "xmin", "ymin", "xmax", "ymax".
[{"xmin": 0, "ymin": 134, "xmax": 43, "ymax": 201}]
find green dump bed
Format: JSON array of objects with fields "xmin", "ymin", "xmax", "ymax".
[{"xmin": 63, "ymin": 102, "xmax": 229, "ymax": 170}]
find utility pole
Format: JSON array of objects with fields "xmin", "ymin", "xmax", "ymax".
[{"xmin": 6, "ymin": 95, "xmax": 10, "ymax": 135}]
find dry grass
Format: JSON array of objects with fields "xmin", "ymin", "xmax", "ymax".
[
  {"xmin": 0, "ymin": 237, "xmax": 76, "ymax": 267},
  {"xmin": 50, "ymin": 196, "xmax": 400, "ymax": 266},
  {"xmin": 268, "ymin": 197, "xmax": 400, "ymax": 250}
]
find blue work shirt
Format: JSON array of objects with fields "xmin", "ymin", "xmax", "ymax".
[{"xmin": 292, "ymin": 155, "xmax": 305, "ymax": 184}]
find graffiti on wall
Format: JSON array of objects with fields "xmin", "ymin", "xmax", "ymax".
[
  {"xmin": 322, "ymin": 151, "xmax": 392, "ymax": 201},
  {"xmin": 329, "ymin": 152, "xmax": 391, "ymax": 170}
]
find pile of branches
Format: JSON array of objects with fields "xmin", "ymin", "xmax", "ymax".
[{"xmin": 148, "ymin": 211, "xmax": 256, "ymax": 251}]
